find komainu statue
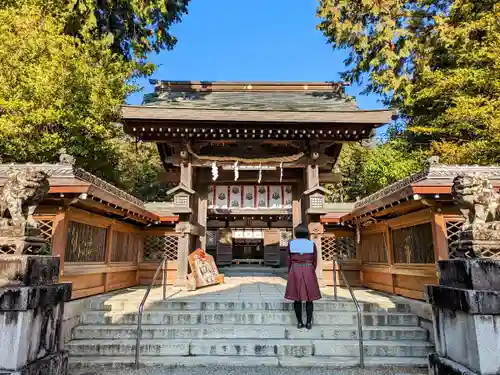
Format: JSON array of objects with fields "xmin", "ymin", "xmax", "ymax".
[
  {"xmin": 451, "ymin": 174, "xmax": 500, "ymax": 258},
  {"xmin": 0, "ymin": 167, "xmax": 50, "ymax": 230}
]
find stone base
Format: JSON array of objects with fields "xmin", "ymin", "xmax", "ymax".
[
  {"xmin": 428, "ymin": 353, "xmax": 478, "ymax": 375},
  {"xmin": 437, "ymin": 259, "xmax": 500, "ymax": 290},
  {"xmin": 450, "ymin": 235, "xmax": 500, "ymax": 259},
  {"xmin": 0, "ymin": 284, "xmax": 72, "ymax": 311},
  {"xmin": 426, "ymin": 285, "xmax": 500, "ymax": 314},
  {"xmin": 0, "ymin": 351, "xmax": 68, "ymax": 375},
  {"xmin": 0, "ymin": 255, "xmax": 60, "ymax": 287}
]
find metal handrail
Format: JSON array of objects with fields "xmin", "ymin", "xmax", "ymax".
[
  {"xmin": 135, "ymin": 257, "xmax": 168, "ymax": 369},
  {"xmin": 332, "ymin": 258, "xmax": 364, "ymax": 369}
]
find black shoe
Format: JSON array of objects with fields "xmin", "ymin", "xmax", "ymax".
[
  {"xmin": 297, "ymin": 322, "xmax": 305, "ymax": 329},
  {"xmin": 306, "ymin": 322, "xmax": 312, "ymax": 330}
]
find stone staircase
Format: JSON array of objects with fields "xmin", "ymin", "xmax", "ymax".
[{"xmin": 68, "ymin": 298, "xmax": 433, "ymax": 369}]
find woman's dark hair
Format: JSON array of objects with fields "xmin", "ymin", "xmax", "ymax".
[{"xmin": 294, "ymin": 224, "xmax": 309, "ymax": 239}]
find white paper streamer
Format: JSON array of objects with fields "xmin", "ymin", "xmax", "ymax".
[{"xmin": 211, "ymin": 162, "xmax": 218, "ymax": 181}]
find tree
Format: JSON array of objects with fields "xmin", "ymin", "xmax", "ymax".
[
  {"xmin": 0, "ymin": 4, "xmax": 133, "ymax": 182},
  {"xmin": 326, "ymin": 140, "xmax": 426, "ymax": 202},
  {"xmin": 1, "ymin": 0, "xmax": 189, "ymax": 70},
  {"xmin": 317, "ymin": 0, "xmax": 500, "ymax": 164}
]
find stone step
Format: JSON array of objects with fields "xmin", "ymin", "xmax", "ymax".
[
  {"xmin": 73, "ymin": 324, "xmax": 428, "ymax": 341},
  {"xmin": 81, "ymin": 311, "xmax": 419, "ymax": 326},
  {"xmin": 69, "ymin": 354, "xmax": 429, "ymax": 368},
  {"xmin": 86, "ymin": 299, "xmax": 411, "ymax": 313},
  {"xmin": 67, "ymin": 339, "xmax": 433, "ymax": 357}
]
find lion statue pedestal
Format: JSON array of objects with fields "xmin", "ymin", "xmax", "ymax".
[
  {"xmin": 0, "ymin": 167, "xmax": 50, "ymax": 255},
  {"xmin": 0, "ymin": 166, "xmax": 71, "ymax": 375},
  {"xmin": 450, "ymin": 174, "xmax": 500, "ymax": 259}
]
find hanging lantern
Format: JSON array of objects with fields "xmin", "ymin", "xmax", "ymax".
[
  {"xmin": 234, "ymin": 161, "xmax": 239, "ymax": 181},
  {"xmin": 258, "ymin": 163, "xmax": 262, "ymax": 184},
  {"xmin": 279, "ymin": 162, "xmax": 283, "ymax": 183}
]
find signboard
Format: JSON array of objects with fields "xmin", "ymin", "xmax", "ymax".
[
  {"xmin": 188, "ymin": 248, "xmax": 220, "ymax": 288},
  {"xmin": 208, "ymin": 185, "xmax": 293, "ymax": 210}
]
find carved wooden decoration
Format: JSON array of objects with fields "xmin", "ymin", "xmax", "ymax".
[{"xmin": 188, "ymin": 248, "xmax": 220, "ymax": 288}]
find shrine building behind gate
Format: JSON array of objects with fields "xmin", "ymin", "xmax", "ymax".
[{"xmin": 120, "ymin": 80, "xmax": 393, "ymax": 285}]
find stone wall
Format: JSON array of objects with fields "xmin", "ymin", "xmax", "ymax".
[{"xmin": 0, "ymin": 255, "xmax": 71, "ymax": 375}]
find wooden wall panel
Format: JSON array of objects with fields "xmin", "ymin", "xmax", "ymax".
[
  {"xmin": 138, "ymin": 261, "xmax": 178, "ymax": 286},
  {"xmin": 61, "ymin": 273, "xmax": 105, "ymax": 299},
  {"xmin": 322, "ymin": 261, "xmax": 361, "ymax": 287},
  {"xmin": 107, "ymin": 270, "xmax": 137, "ymax": 291}
]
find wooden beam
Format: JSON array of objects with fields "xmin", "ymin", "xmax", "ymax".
[
  {"xmin": 51, "ymin": 209, "xmax": 69, "ymax": 277},
  {"xmin": 432, "ymin": 211, "xmax": 450, "ymax": 261}
]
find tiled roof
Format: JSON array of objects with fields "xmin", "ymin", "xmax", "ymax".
[{"xmin": 144, "ymin": 90, "xmax": 359, "ymax": 112}]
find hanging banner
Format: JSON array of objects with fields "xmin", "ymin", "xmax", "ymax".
[
  {"xmin": 283, "ymin": 186, "xmax": 293, "ymax": 209},
  {"xmin": 269, "ymin": 186, "xmax": 282, "ymax": 208},
  {"xmin": 242, "ymin": 185, "xmax": 254, "ymax": 209},
  {"xmin": 210, "ymin": 185, "xmax": 292, "ymax": 210},
  {"xmin": 229, "ymin": 185, "xmax": 242, "ymax": 209},
  {"xmin": 215, "ymin": 186, "xmax": 228, "ymax": 209},
  {"xmin": 257, "ymin": 185, "xmax": 268, "ymax": 209}
]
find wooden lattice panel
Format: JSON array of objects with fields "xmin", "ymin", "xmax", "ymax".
[
  {"xmin": 321, "ymin": 234, "xmax": 356, "ymax": 261},
  {"xmin": 0, "ymin": 218, "xmax": 54, "ymax": 255},
  {"xmin": 144, "ymin": 235, "xmax": 179, "ymax": 261},
  {"xmin": 447, "ymin": 218, "xmax": 500, "ymax": 259},
  {"xmin": 0, "ymin": 244, "xmax": 16, "ymax": 255},
  {"xmin": 279, "ymin": 230, "xmax": 292, "ymax": 247},
  {"xmin": 65, "ymin": 221, "xmax": 108, "ymax": 262},
  {"xmin": 446, "ymin": 220, "xmax": 464, "ymax": 259},
  {"xmin": 392, "ymin": 223, "xmax": 434, "ymax": 264}
]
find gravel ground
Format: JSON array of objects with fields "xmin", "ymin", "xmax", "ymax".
[{"xmin": 71, "ymin": 366, "xmax": 426, "ymax": 375}]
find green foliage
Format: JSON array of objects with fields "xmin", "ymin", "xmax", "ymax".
[
  {"xmin": 0, "ymin": 4, "xmax": 168, "ymax": 201},
  {"xmin": 0, "ymin": 5, "xmax": 132, "ymax": 178},
  {"xmin": 327, "ymin": 140, "xmax": 426, "ymax": 202},
  {"xmin": 0, "ymin": 0, "xmax": 189, "ymax": 69},
  {"xmin": 318, "ymin": 0, "xmax": 500, "ymax": 165},
  {"xmin": 116, "ymin": 140, "xmax": 173, "ymax": 201}
]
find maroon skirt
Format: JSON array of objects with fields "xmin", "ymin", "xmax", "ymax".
[{"xmin": 285, "ymin": 261, "xmax": 321, "ymax": 301}]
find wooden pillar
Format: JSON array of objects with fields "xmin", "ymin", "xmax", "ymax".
[
  {"xmin": 432, "ymin": 210, "xmax": 449, "ymax": 262},
  {"xmin": 306, "ymin": 164, "xmax": 320, "ymax": 190},
  {"xmin": 384, "ymin": 223, "xmax": 396, "ymax": 294},
  {"xmin": 175, "ymin": 161, "xmax": 194, "ymax": 287},
  {"xmin": 51, "ymin": 208, "xmax": 69, "ymax": 277},
  {"xmin": 196, "ymin": 173, "xmax": 208, "ymax": 250},
  {"xmin": 292, "ymin": 182, "xmax": 303, "ymax": 231},
  {"xmin": 103, "ymin": 224, "xmax": 114, "ymax": 292}
]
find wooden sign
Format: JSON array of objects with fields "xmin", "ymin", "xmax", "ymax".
[{"xmin": 188, "ymin": 248, "xmax": 220, "ymax": 288}]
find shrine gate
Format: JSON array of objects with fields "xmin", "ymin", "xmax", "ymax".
[{"xmin": 120, "ymin": 81, "xmax": 393, "ymax": 286}]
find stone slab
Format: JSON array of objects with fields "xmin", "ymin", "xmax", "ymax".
[
  {"xmin": 0, "ymin": 350, "xmax": 68, "ymax": 375},
  {"xmin": 426, "ymin": 285, "xmax": 500, "ymax": 315},
  {"xmin": 0, "ymin": 255, "xmax": 60, "ymax": 287},
  {"xmin": 428, "ymin": 353, "xmax": 478, "ymax": 375},
  {"xmin": 0, "ymin": 284, "xmax": 72, "ymax": 311},
  {"xmin": 432, "ymin": 307, "xmax": 500, "ymax": 374},
  {"xmin": 437, "ymin": 259, "xmax": 500, "ymax": 290}
]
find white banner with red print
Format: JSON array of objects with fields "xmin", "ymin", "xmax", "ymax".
[{"xmin": 208, "ymin": 185, "xmax": 292, "ymax": 210}]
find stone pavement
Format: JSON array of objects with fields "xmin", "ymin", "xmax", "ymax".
[
  {"xmin": 71, "ymin": 365, "xmax": 427, "ymax": 375},
  {"xmin": 89, "ymin": 275, "xmax": 402, "ymax": 308}
]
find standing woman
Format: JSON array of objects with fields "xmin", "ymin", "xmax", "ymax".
[{"xmin": 285, "ymin": 224, "xmax": 321, "ymax": 329}]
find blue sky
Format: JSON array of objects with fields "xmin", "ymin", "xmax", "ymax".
[{"xmin": 127, "ymin": 0, "xmax": 386, "ymax": 114}]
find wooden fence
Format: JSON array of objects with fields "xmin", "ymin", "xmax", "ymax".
[{"xmin": 34, "ymin": 207, "xmax": 178, "ymax": 300}]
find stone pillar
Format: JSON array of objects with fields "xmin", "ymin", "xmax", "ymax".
[
  {"xmin": 308, "ymin": 222, "xmax": 325, "ymax": 286},
  {"xmin": 426, "ymin": 259, "xmax": 500, "ymax": 375},
  {"xmin": 0, "ymin": 255, "xmax": 72, "ymax": 375},
  {"xmin": 174, "ymin": 223, "xmax": 190, "ymax": 287}
]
